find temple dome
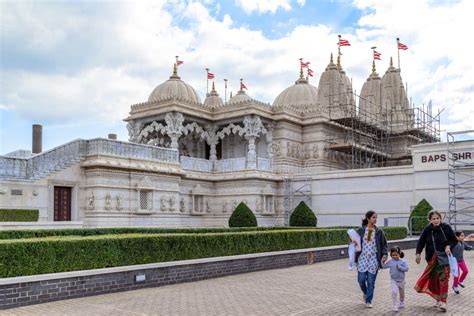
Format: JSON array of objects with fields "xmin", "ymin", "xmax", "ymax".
[
  {"xmin": 203, "ymin": 82, "xmax": 224, "ymax": 109},
  {"xmin": 359, "ymin": 61, "xmax": 382, "ymax": 119},
  {"xmin": 317, "ymin": 53, "xmax": 355, "ymax": 116},
  {"xmin": 380, "ymin": 58, "xmax": 411, "ymax": 130},
  {"xmin": 272, "ymin": 74, "xmax": 318, "ymax": 109},
  {"xmin": 148, "ymin": 65, "xmax": 201, "ymax": 104},
  {"xmin": 228, "ymin": 89, "xmax": 252, "ymax": 104}
]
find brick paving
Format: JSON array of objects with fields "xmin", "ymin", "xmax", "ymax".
[{"xmin": 3, "ymin": 249, "xmax": 473, "ymax": 315}]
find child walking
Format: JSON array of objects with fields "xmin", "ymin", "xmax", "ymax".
[
  {"xmin": 452, "ymin": 231, "xmax": 473, "ymax": 294},
  {"xmin": 381, "ymin": 246, "xmax": 409, "ymax": 312}
]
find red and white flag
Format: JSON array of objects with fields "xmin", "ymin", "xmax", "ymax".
[
  {"xmin": 373, "ymin": 50, "xmax": 381, "ymax": 60},
  {"xmin": 240, "ymin": 81, "xmax": 247, "ymax": 90},
  {"xmin": 207, "ymin": 72, "xmax": 215, "ymax": 79},
  {"xmin": 307, "ymin": 68, "xmax": 314, "ymax": 77},
  {"xmin": 338, "ymin": 39, "xmax": 351, "ymax": 46},
  {"xmin": 397, "ymin": 42, "xmax": 408, "ymax": 50},
  {"xmin": 176, "ymin": 59, "xmax": 183, "ymax": 66},
  {"xmin": 300, "ymin": 60, "xmax": 310, "ymax": 68}
]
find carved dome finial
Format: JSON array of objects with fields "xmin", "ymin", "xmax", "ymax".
[
  {"xmin": 170, "ymin": 63, "xmax": 180, "ymax": 79},
  {"xmin": 330, "ymin": 53, "xmax": 334, "ymax": 64},
  {"xmin": 372, "ymin": 60, "xmax": 376, "ymax": 73}
]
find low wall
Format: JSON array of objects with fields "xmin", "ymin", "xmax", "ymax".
[{"xmin": 0, "ymin": 238, "xmax": 420, "ymax": 310}]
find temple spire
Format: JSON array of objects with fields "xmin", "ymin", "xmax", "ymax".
[
  {"xmin": 372, "ymin": 60, "xmax": 376, "ymax": 73},
  {"xmin": 170, "ymin": 63, "xmax": 181, "ymax": 79},
  {"xmin": 330, "ymin": 53, "xmax": 334, "ymax": 64},
  {"xmin": 390, "ymin": 56, "xmax": 394, "ymax": 67}
]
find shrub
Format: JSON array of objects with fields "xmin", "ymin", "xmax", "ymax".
[
  {"xmin": 0, "ymin": 227, "xmax": 407, "ymax": 277},
  {"xmin": 228, "ymin": 202, "xmax": 257, "ymax": 227},
  {"xmin": 290, "ymin": 201, "xmax": 317, "ymax": 227},
  {"xmin": 0, "ymin": 209, "xmax": 39, "ymax": 222},
  {"xmin": 408, "ymin": 199, "xmax": 433, "ymax": 233}
]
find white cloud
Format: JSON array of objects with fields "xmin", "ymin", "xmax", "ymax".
[
  {"xmin": 235, "ymin": 0, "xmax": 292, "ymax": 14},
  {"xmin": 1, "ymin": 0, "xmax": 473, "ymax": 143}
]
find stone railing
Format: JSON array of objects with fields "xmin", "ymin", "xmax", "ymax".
[
  {"xmin": 180, "ymin": 156, "xmax": 212, "ymax": 172},
  {"xmin": 0, "ymin": 138, "xmax": 179, "ymax": 180},
  {"xmin": 87, "ymin": 138, "xmax": 179, "ymax": 163},
  {"xmin": 257, "ymin": 158, "xmax": 272, "ymax": 171},
  {"xmin": 214, "ymin": 157, "xmax": 247, "ymax": 172}
]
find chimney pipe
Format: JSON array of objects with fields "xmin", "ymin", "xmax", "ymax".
[
  {"xmin": 32, "ymin": 124, "xmax": 42, "ymax": 154},
  {"xmin": 108, "ymin": 134, "xmax": 117, "ymax": 140}
]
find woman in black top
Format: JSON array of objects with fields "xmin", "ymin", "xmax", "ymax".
[{"xmin": 414, "ymin": 210, "xmax": 457, "ymax": 312}]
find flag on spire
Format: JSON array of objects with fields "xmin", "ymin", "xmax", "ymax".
[
  {"xmin": 175, "ymin": 56, "xmax": 184, "ymax": 66},
  {"xmin": 240, "ymin": 80, "xmax": 247, "ymax": 90},
  {"xmin": 397, "ymin": 42, "xmax": 408, "ymax": 50},
  {"xmin": 307, "ymin": 68, "xmax": 314, "ymax": 77},
  {"xmin": 300, "ymin": 60, "xmax": 310, "ymax": 68},
  {"xmin": 338, "ymin": 38, "xmax": 351, "ymax": 46},
  {"xmin": 207, "ymin": 72, "xmax": 215, "ymax": 79},
  {"xmin": 373, "ymin": 50, "xmax": 381, "ymax": 60}
]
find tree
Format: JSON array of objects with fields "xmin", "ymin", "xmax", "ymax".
[
  {"xmin": 228, "ymin": 202, "xmax": 257, "ymax": 227},
  {"xmin": 290, "ymin": 201, "xmax": 317, "ymax": 227},
  {"xmin": 409, "ymin": 198, "xmax": 433, "ymax": 233}
]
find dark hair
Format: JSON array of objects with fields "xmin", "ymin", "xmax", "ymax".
[
  {"xmin": 428, "ymin": 210, "xmax": 442, "ymax": 220},
  {"xmin": 362, "ymin": 210, "xmax": 376, "ymax": 226},
  {"xmin": 390, "ymin": 246, "xmax": 404, "ymax": 258},
  {"xmin": 455, "ymin": 231, "xmax": 463, "ymax": 237}
]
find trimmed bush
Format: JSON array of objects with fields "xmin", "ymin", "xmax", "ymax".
[
  {"xmin": 228, "ymin": 202, "xmax": 257, "ymax": 227},
  {"xmin": 408, "ymin": 199, "xmax": 433, "ymax": 233},
  {"xmin": 290, "ymin": 201, "xmax": 317, "ymax": 227},
  {"xmin": 0, "ymin": 209, "xmax": 39, "ymax": 222},
  {"xmin": 0, "ymin": 227, "xmax": 407, "ymax": 278}
]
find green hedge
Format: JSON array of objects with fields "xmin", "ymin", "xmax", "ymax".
[
  {"xmin": 0, "ymin": 209, "xmax": 39, "ymax": 222},
  {"xmin": 409, "ymin": 199, "xmax": 432, "ymax": 233},
  {"xmin": 229, "ymin": 202, "xmax": 257, "ymax": 227},
  {"xmin": 0, "ymin": 226, "xmax": 306, "ymax": 240},
  {"xmin": 290, "ymin": 201, "xmax": 317, "ymax": 227},
  {"xmin": 0, "ymin": 227, "xmax": 407, "ymax": 278}
]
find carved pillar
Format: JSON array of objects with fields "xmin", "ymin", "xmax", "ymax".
[
  {"xmin": 164, "ymin": 112, "xmax": 184, "ymax": 149},
  {"xmin": 243, "ymin": 115, "xmax": 263, "ymax": 170},
  {"xmin": 266, "ymin": 123, "xmax": 274, "ymax": 167},
  {"xmin": 246, "ymin": 136, "xmax": 257, "ymax": 169}
]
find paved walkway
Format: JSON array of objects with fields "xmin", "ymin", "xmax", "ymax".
[{"xmin": 3, "ymin": 249, "xmax": 473, "ymax": 315}]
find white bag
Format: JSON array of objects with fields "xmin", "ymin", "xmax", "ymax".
[
  {"xmin": 348, "ymin": 243, "xmax": 356, "ymax": 271},
  {"xmin": 347, "ymin": 229, "xmax": 361, "ymax": 251},
  {"xmin": 448, "ymin": 254, "xmax": 459, "ymax": 277}
]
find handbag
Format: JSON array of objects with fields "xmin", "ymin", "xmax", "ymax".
[{"xmin": 432, "ymin": 227, "xmax": 449, "ymax": 266}]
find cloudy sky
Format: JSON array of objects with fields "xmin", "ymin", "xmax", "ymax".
[{"xmin": 1, "ymin": 0, "xmax": 473, "ymax": 154}]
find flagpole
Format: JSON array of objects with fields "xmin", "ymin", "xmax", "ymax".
[
  {"xmin": 396, "ymin": 38, "xmax": 401, "ymax": 69},
  {"xmin": 205, "ymin": 68, "xmax": 209, "ymax": 95},
  {"xmin": 337, "ymin": 35, "xmax": 341, "ymax": 61},
  {"xmin": 224, "ymin": 79, "xmax": 228, "ymax": 103}
]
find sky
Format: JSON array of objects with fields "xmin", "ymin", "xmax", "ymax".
[{"xmin": 1, "ymin": 0, "xmax": 473, "ymax": 154}]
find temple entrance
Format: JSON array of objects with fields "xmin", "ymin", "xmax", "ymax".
[{"xmin": 54, "ymin": 186, "xmax": 71, "ymax": 221}]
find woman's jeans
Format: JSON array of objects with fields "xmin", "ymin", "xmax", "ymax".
[{"xmin": 358, "ymin": 271, "xmax": 378, "ymax": 303}]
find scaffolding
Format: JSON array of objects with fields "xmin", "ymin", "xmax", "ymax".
[
  {"xmin": 282, "ymin": 176, "xmax": 312, "ymax": 226},
  {"xmin": 447, "ymin": 130, "xmax": 474, "ymax": 230},
  {"xmin": 327, "ymin": 92, "xmax": 441, "ymax": 169}
]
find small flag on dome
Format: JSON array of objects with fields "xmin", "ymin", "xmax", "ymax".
[
  {"xmin": 207, "ymin": 72, "xmax": 215, "ymax": 79},
  {"xmin": 373, "ymin": 50, "xmax": 381, "ymax": 60},
  {"xmin": 338, "ymin": 38, "xmax": 351, "ymax": 46},
  {"xmin": 175, "ymin": 56, "xmax": 183, "ymax": 66},
  {"xmin": 397, "ymin": 42, "xmax": 408, "ymax": 50},
  {"xmin": 307, "ymin": 68, "xmax": 314, "ymax": 77},
  {"xmin": 240, "ymin": 80, "xmax": 247, "ymax": 90},
  {"xmin": 300, "ymin": 60, "xmax": 310, "ymax": 68}
]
